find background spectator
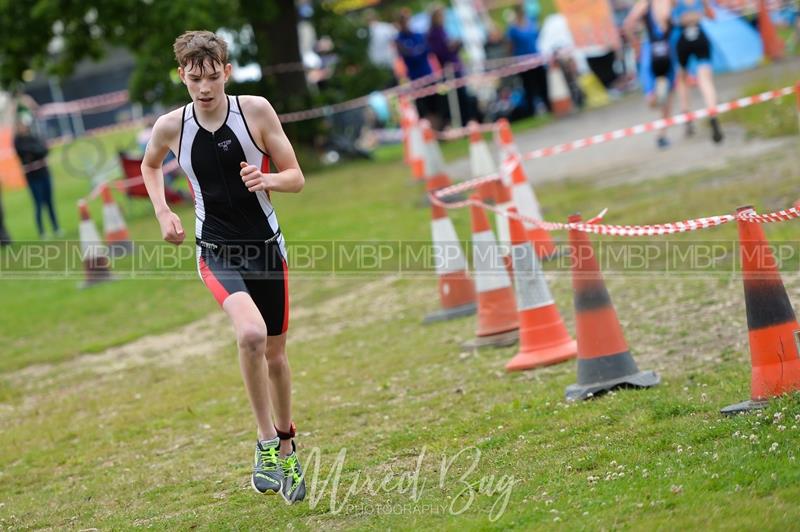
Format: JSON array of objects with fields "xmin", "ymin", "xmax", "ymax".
[
  {"xmin": 507, "ymin": 5, "xmax": 551, "ymax": 117},
  {"xmin": 13, "ymin": 113, "xmax": 61, "ymax": 239}
]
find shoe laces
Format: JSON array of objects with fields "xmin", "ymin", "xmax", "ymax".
[
  {"xmin": 282, "ymin": 454, "xmax": 302, "ymax": 484},
  {"xmin": 258, "ymin": 445, "xmax": 279, "ymax": 472}
]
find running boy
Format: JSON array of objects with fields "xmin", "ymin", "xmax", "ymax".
[{"xmin": 141, "ymin": 31, "xmax": 306, "ymax": 503}]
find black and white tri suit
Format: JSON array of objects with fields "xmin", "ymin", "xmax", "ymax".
[{"xmin": 178, "ymin": 95, "xmax": 289, "ymax": 336}]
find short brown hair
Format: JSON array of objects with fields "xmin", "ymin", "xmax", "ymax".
[{"xmin": 173, "ymin": 31, "xmax": 228, "ymax": 73}]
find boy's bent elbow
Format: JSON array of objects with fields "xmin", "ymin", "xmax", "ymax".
[{"xmin": 293, "ymin": 172, "xmax": 305, "ymax": 193}]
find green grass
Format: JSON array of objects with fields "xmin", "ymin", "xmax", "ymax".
[
  {"xmin": 2, "ymin": 77, "xmax": 800, "ymax": 528},
  {"xmin": 724, "ymin": 74, "xmax": 800, "ymax": 139}
]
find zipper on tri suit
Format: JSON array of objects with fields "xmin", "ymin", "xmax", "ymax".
[{"xmin": 211, "ymin": 131, "xmax": 235, "ymax": 210}]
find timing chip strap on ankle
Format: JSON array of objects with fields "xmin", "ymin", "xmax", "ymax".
[{"xmin": 275, "ymin": 422, "xmax": 296, "ymax": 441}]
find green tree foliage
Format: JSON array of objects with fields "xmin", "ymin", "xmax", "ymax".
[
  {"xmin": 313, "ymin": 9, "xmax": 392, "ymax": 105},
  {"xmin": 0, "ymin": 0, "xmax": 309, "ymax": 108}
]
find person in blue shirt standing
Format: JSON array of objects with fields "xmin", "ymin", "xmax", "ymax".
[
  {"xmin": 672, "ymin": 0, "xmax": 723, "ymax": 143},
  {"xmin": 396, "ymin": 9, "xmax": 443, "ymax": 127},
  {"xmin": 507, "ymin": 5, "xmax": 551, "ymax": 117}
]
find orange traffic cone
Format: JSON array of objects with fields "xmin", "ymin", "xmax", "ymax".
[
  {"xmin": 401, "ymin": 98, "xmax": 425, "ymax": 181},
  {"xmin": 493, "ymin": 177, "xmax": 514, "ymax": 275},
  {"xmin": 565, "ymin": 213, "xmax": 658, "ymax": 400},
  {"xmin": 548, "ymin": 63, "xmax": 573, "ymax": 117},
  {"xmin": 462, "ymin": 195, "xmax": 519, "ymax": 348},
  {"xmin": 507, "ymin": 156, "xmax": 557, "ymax": 260},
  {"xmin": 423, "ymin": 180, "xmax": 477, "ymax": 324},
  {"xmin": 420, "ymin": 119, "xmax": 454, "ymax": 193},
  {"xmin": 505, "ymin": 207, "xmax": 577, "ymax": 371},
  {"xmin": 758, "ymin": 0, "xmax": 785, "ymax": 61},
  {"xmin": 721, "ymin": 206, "xmax": 800, "ymax": 414},
  {"xmin": 78, "ymin": 199, "xmax": 113, "ymax": 288},
  {"xmin": 100, "ymin": 183, "xmax": 133, "ymax": 257},
  {"xmin": 468, "ymin": 121, "xmax": 498, "ymax": 203},
  {"xmin": 494, "ymin": 119, "xmax": 518, "ymax": 182}
]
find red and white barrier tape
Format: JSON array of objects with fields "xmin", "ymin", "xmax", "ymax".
[
  {"xmin": 37, "ymin": 90, "xmax": 130, "ymax": 118},
  {"xmin": 277, "ymin": 70, "xmax": 444, "ymax": 123},
  {"xmin": 438, "ymin": 122, "xmax": 497, "ymax": 140},
  {"xmin": 278, "ymin": 53, "xmax": 549, "ymax": 123},
  {"xmin": 374, "ymin": 121, "xmax": 496, "ymax": 143},
  {"xmin": 434, "ymin": 85, "xmax": 798, "ymax": 199},
  {"xmin": 429, "ymin": 192, "xmax": 800, "ymax": 237}
]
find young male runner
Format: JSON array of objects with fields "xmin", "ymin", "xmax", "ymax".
[
  {"xmin": 624, "ymin": 0, "xmax": 676, "ymax": 149},
  {"xmin": 141, "ymin": 30, "xmax": 306, "ymax": 503}
]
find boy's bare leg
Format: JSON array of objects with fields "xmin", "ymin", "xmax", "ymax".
[
  {"xmin": 265, "ymin": 332, "xmax": 293, "ymax": 456},
  {"xmin": 223, "ymin": 292, "xmax": 277, "ymax": 441}
]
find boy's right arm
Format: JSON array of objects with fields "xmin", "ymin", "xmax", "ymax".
[{"xmin": 141, "ymin": 114, "xmax": 185, "ymax": 245}]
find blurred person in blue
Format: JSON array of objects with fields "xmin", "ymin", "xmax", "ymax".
[
  {"xmin": 507, "ymin": 5, "xmax": 551, "ymax": 117},
  {"xmin": 427, "ymin": 5, "xmax": 478, "ymax": 124},
  {"xmin": 13, "ymin": 111, "xmax": 62, "ymax": 238},
  {"xmin": 396, "ymin": 8, "xmax": 444, "ymax": 126},
  {"xmin": 624, "ymin": 0, "xmax": 676, "ymax": 149},
  {"xmin": 672, "ymin": 0, "xmax": 723, "ymax": 143}
]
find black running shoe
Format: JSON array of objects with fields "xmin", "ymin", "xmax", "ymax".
[
  {"xmin": 280, "ymin": 441, "xmax": 306, "ymax": 503},
  {"xmin": 710, "ymin": 117, "xmax": 724, "ymax": 144},
  {"xmin": 252, "ymin": 438, "xmax": 283, "ymax": 494}
]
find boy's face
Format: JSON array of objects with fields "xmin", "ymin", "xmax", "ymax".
[{"xmin": 179, "ymin": 59, "xmax": 232, "ymax": 111}]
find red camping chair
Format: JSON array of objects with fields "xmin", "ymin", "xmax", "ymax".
[{"xmin": 117, "ymin": 152, "xmax": 187, "ymax": 205}]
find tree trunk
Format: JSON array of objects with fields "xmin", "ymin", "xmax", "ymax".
[{"xmin": 243, "ymin": 0, "xmax": 309, "ymax": 113}]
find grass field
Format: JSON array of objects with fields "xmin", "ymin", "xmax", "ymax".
[{"xmin": 2, "ymin": 79, "xmax": 800, "ymax": 528}]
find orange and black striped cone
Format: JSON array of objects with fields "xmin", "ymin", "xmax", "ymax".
[
  {"xmin": 565, "ymin": 213, "xmax": 658, "ymax": 400},
  {"xmin": 505, "ymin": 207, "xmax": 577, "ymax": 371},
  {"xmin": 462, "ymin": 194, "xmax": 519, "ymax": 348},
  {"xmin": 78, "ymin": 199, "xmax": 113, "ymax": 288},
  {"xmin": 507, "ymin": 156, "xmax": 557, "ymax": 260},
  {"xmin": 468, "ymin": 121, "xmax": 498, "ymax": 203},
  {"xmin": 721, "ymin": 206, "xmax": 800, "ymax": 414},
  {"xmin": 100, "ymin": 183, "xmax": 133, "ymax": 257},
  {"xmin": 423, "ymin": 180, "xmax": 477, "ymax": 324}
]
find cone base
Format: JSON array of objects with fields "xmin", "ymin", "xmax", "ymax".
[
  {"xmin": 565, "ymin": 370, "xmax": 660, "ymax": 401},
  {"xmin": 506, "ymin": 340, "xmax": 577, "ymax": 372},
  {"xmin": 720, "ymin": 399, "xmax": 769, "ymax": 416},
  {"xmin": 423, "ymin": 302, "xmax": 477, "ymax": 324},
  {"xmin": 461, "ymin": 329, "xmax": 519, "ymax": 350}
]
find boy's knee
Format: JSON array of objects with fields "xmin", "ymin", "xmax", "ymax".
[{"xmin": 237, "ymin": 323, "xmax": 267, "ymax": 354}]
